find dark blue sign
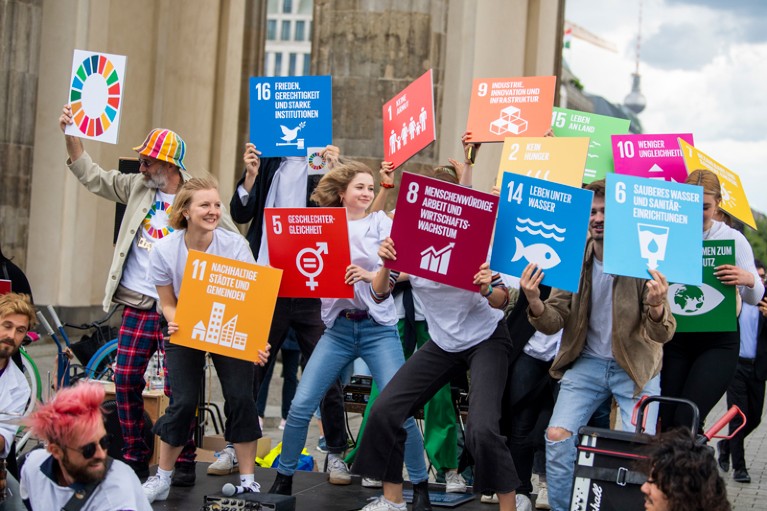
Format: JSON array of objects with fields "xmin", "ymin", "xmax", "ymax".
[
  {"xmin": 491, "ymin": 173, "xmax": 593, "ymax": 293},
  {"xmin": 249, "ymin": 76, "xmax": 332, "ymax": 157}
]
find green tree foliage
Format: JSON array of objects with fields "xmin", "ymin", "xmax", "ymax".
[{"xmin": 744, "ymin": 210, "xmax": 767, "ymax": 264}]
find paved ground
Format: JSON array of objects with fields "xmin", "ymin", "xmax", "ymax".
[{"xmin": 24, "ymin": 337, "xmax": 766, "ymax": 509}]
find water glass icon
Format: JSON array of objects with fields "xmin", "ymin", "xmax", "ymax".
[{"xmin": 637, "ymin": 223, "xmax": 669, "ymax": 270}]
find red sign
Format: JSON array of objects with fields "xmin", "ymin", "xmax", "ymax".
[
  {"xmin": 0, "ymin": 280, "xmax": 10, "ymax": 295},
  {"xmin": 265, "ymin": 208, "xmax": 353, "ymax": 298},
  {"xmin": 382, "ymin": 70, "xmax": 436, "ymax": 169},
  {"xmin": 387, "ymin": 173, "xmax": 499, "ymax": 291},
  {"xmin": 466, "ymin": 76, "xmax": 556, "ymax": 142}
]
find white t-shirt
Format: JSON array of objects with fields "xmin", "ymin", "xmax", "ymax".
[
  {"xmin": 120, "ymin": 190, "xmax": 176, "ymax": 299},
  {"xmin": 394, "ymin": 285, "xmax": 426, "ymax": 321},
  {"xmin": 704, "ymin": 220, "xmax": 765, "ymax": 305},
  {"xmin": 20, "ymin": 448, "xmax": 152, "ymax": 511},
  {"xmin": 238, "ymin": 157, "xmax": 308, "ymax": 266},
  {"xmin": 0, "ymin": 361, "xmax": 30, "ymax": 458},
  {"xmin": 409, "ymin": 275, "xmax": 504, "ymax": 353},
  {"xmin": 584, "ymin": 257, "xmax": 615, "ymax": 360},
  {"xmin": 321, "ymin": 211, "xmax": 398, "ymax": 329},
  {"xmin": 148, "ymin": 228, "xmax": 255, "ymax": 296}
]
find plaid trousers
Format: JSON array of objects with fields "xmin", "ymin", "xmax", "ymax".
[{"xmin": 114, "ymin": 306, "xmax": 196, "ymax": 464}]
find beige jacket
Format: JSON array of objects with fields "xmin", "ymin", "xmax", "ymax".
[
  {"xmin": 68, "ymin": 152, "xmax": 238, "ymax": 311},
  {"xmin": 528, "ymin": 239, "xmax": 676, "ymax": 394}
]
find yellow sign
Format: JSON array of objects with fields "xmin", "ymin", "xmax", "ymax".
[
  {"xmin": 172, "ymin": 250, "xmax": 282, "ymax": 361},
  {"xmin": 679, "ymin": 139, "xmax": 756, "ymax": 230},
  {"xmin": 496, "ymin": 137, "xmax": 589, "ymax": 188}
]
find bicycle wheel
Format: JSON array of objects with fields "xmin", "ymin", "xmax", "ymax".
[
  {"xmin": 20, "ymin": 348, "xmax": 42, "ymax": 414},
  {"xmin": 85, "ymin": 339, "xmax": 119, "ymax": 381}
]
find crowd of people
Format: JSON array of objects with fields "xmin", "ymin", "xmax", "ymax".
[{"xmin": 0, "ymin": 103, "xmax": 764, "ymax": 511}]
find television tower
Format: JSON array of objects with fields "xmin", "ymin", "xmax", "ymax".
[{"xmin": 624, "ymin": 0, "xmax": 647, "ymax": 114}]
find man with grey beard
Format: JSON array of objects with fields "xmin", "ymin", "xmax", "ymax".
[{"xmin": 58, "ymin": 106, "xmax": 236, "ymax": 483}]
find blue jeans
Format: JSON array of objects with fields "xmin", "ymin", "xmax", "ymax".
[
  {"xmin": 277, "ymin": 317, "xmax": 428, "ymax": 483},
  {"xmin": 546, "ymin": 355, "xmax": 660, "ymax": 511}
]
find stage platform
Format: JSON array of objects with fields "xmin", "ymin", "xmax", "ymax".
[{"xmin": 150, "ymin": 462, "xmax": 490, "ymax": 510}]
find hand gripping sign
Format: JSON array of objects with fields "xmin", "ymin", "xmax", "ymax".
[
  {"xmin": 466, "ymin": 76, "xmax": 556, "ymax": 143},
  {"xmin": 386, "ymin": 172, "xmax": 498, "ymax": 292},
  {"xmin": 382, "ymin": 70, "xmax": 436, "ymax": 169},
  {"xmin": 265, "ymin": 208, "xmax": 353, "ymax": 298},
  {"xmin": 172, "ymin": 251, "xmax": 282, "ymax": 361}
]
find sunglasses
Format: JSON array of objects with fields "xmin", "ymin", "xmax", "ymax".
[
  {"xmin": 138, "ymin": 158, "xmax": 157, "ymax": 168},
  {"xmin": 66, "ymin": 435, "xmax": 110, "ymax": 459}
]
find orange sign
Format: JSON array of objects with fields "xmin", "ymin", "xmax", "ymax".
[
  {"xmin": 172, "ymin": 250, "xmax": 282, "ymax": 361},
  {"xmin": 496, "ymin": 137, "xmax": 589, "ymax": 188},
  {"xmin": 265, "ymin": 207, "xmax": 353, "ymax": 298},
  {"xmin": 466, "ymin": 76, "xmax": 556, "ymax": 143},
  {"xmin": 679, "ymin": 139, "xmax": 757, "ymax": 230}
]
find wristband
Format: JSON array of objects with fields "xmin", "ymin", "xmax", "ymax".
[
  {"xmin": 482, "ymin": 285, "xmax": 494, "ymax": 298},
  {"xmin": 380, "ymin": 182, "xmax": 395, "ymax": 189}
]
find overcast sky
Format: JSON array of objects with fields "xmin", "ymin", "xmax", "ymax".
[{"xmin": 565, "ymin": 0, "xmax": 767, "ymax": 216}]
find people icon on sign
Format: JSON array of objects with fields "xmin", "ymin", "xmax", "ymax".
[
  {"xmin": 419, "ymin": 106, "xmax": 427, "ymax": 132},
  {"xmin": 401, "ymin": 123, "xmax": 409, "ymax": 146}
]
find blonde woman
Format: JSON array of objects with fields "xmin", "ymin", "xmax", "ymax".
[{"xmin": 142, "ymin": 177, "xmax": 269, "ymax": 503}]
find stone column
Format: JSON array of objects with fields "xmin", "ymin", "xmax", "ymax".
[{"xmin": 0, "ymin": 0, "xmax": 42, "ymax": 267}]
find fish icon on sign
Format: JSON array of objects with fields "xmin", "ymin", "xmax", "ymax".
[{"xmin": 511, "ymin": 238, "xmax": 561, "ymax": 270}]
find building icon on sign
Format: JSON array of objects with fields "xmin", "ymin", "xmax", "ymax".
[
  {"xmin": 420, "ymin": 243, "xmax": 455, "ymax": 275},
  {"xmin": 490, "ymin": 106, "xmax": 528, "ymax": 135},
  {"xmin": 193, "ymin": 302, "xmax": 248, "ymax": 351}
]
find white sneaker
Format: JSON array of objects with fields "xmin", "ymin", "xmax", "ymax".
[
  {"xmin": 362, "ymin": 477, "xmax": 383, "ymax": 488},
  {"xmin": 360, "ymin": 496, "xmax": 407, "ymax": 511},
  {"xmin": 207, "ymin": 446, "xmax": 239, "ymax": 475},
  {"xmin": 142, "ymin": 475, "xmax": 170, "ymax": 503},
  {"xmin": 535, "ymin": 480, "xmax": 551, "ymax": 509},
  {"xmin": 480, "ymin": 493, "xmax": 498, "ymax": 504},
  {"xmin": 226, "ymin": 480, "xmax": 261, "ymax": 494},
  {"xmin": 327, "ymin": 454, "xmax": 352, "ymax": 485},
  {"xmin": 445, "ymin": 470, "xmax": 467, "ymax": 493},
  {"xmin": 516, "ymin": 494, "xmax": 534, "ymax": 511}
]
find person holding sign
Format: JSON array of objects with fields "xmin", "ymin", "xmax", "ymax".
[
  {"xmin": 141, "ymin": 177, "xmax": 270, "ymax": 503},
  {"xmin": 228, "ymin": 143, "xmax": 350, "ymax": 480},
  {"xmin": 520, "ymin": 179, "xmax": 676, "ymax": 511},
  {"xmin": 59, "ymin": 105, "xmax": 221, "ymax": 483},
  {"xmin": 660, "ymin": 170, "xmax": 765, "ymax": 432},
  {"xmin": 267, "ymin": 162, "xmax": 431, "ymax": 511}
]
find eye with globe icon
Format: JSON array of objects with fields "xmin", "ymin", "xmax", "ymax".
[{"xmin": 669, "ymin": 283, "xmax": 725, "ymax": 316}]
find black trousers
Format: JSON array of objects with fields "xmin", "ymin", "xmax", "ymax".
[
  {"xmin": 254, "ymin": 297, "xmax": 347, "ymax": 453},
  {"xmin": 719, "ymin": 360, "xmax": 766, "ymax": 470},
  {"xmin": 353, "ymin": 322, "xmax": 521, "ymax": 494},
  {"xmin": 660, "ymin": 329, "xmax": 739, "ymax": 431},
  {"xmin": 501, "ymin": 352, "xmax": 555, "ymax": 496}
]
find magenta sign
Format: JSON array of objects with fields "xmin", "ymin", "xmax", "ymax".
[
  {"xmin": 612, "ymin": 133, "xmax": 694, "ymax": 183},
  {"xmin": 386, "ymin": 172, "xmax": 499, "ymax": 291}
]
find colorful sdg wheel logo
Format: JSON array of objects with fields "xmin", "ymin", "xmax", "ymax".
[
  {"xmin": 70, "ymin": 54, "xmax": 121, "ymax": 137},
  {"xmin": 308, "ymin": 151, "xmax": 326, "ymax": 171}
]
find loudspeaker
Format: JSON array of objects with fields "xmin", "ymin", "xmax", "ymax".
[
  {"xmin": 114, "ymin": 158, "xmax": 140, "ymax": 245},
  {"xmin": 203, "ymin": 492, "xmax": 296, "ymax": 510}
]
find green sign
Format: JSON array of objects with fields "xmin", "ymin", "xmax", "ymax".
[
  {"xmin": 668, "ymin": 239, "xmax": 736, "ymax": 332},
  {"xmin": 550, "ymin": 107, "xmax": 630, "ymax": 184}
]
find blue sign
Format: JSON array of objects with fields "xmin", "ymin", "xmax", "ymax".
[
  {"xmin": 604, "ymin": 173, "xmax": 703, "ymax": 284},
  {"xmin": 249, "ymin": 76, "xmax": 332, "ymax": 157},
  {"xmin": 490, "ymin": 173, "xmax": 593, "ymax": 293}
]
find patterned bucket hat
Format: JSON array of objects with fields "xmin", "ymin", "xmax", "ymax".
[{"xmin": 133, "ymin": 128, "xmax": 187, "ymax": 170}]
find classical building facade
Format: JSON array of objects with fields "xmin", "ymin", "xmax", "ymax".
[{"xmin": 1, "ymin": 0, "xmax": 563, "ymax": 313}]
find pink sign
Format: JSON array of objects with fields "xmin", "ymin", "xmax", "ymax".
[
  {"xmin": 382, "ymin": 70, "xmax": 436, "ymax": 169},
  {"xmin": 386, "ymin": 172, "xmax": 499, "ymax": 291},
  {"xmin": 612, "ymin": 133, "xmax": 694, "ymax": 183}
]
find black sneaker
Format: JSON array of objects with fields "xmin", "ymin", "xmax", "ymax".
[
  {"xmin": 412, "ymin": 481, "xmax": 433, "ymax": 511},
  {"xmin": 125, "ymin": 459, "xmax": 149, "ymax": 480},
  {"xmin": 733, "ymin": 468, "xmax": 751, "ymax": 483},
  {"xmin": 171, "ymin": 461, "xmax": 196, "ymax": 487},
  {"xmin": 268, "ymin": 473, "xmax": 293, "ymax": 495},
  {"xmin": 717, "ymin": 441, "xmax": 730, "ymax": 472}
]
